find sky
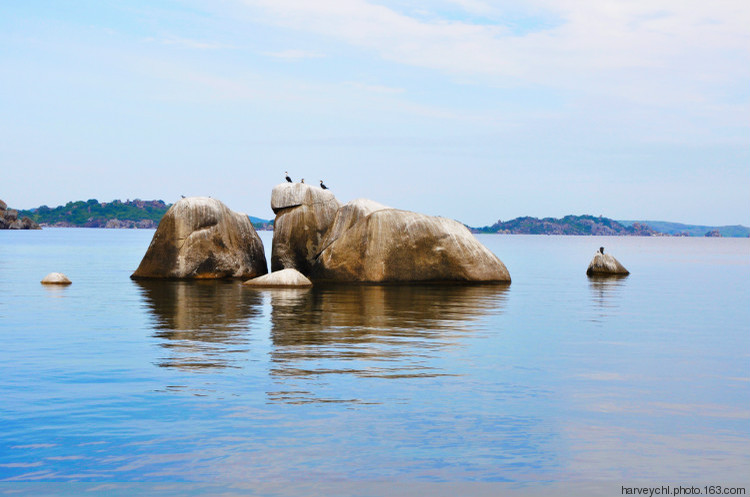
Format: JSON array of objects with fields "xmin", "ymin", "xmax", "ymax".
[{"xmin": 1, "ymin": 0, "xmax": 748, "ymax": 226}]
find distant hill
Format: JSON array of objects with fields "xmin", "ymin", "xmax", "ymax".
[
  {"xmin": 20, "ymin": 199, "xmax": 170, "ymax": 228},
  {"xmin": 19, "ymin": 199, "xmax": 274, "ymax": 230},
  {"xmin": 16, "ymin": 199, "xmax": 747, "ymax": 236},
  {"xmin": 471, "ymin": 215, "xmax": 660, "ymax": 236},
  {"xmin": 249, "ymin": 216, "xmax": 274, "ymax": 230},
  {"xmin": 619, "ymin": 220, "xmax": 750, "ymax": 238}
]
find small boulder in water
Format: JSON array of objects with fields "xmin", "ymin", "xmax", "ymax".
[
  {"xmin": 243, "ymin": 268, "xmax": 313, "ymax": 288},
  {"xmin": 41, "ymin": 272, "xmax": 72, "ymax": 285},
  {"xmin": 586, "ymin": 249, "xmax": 629, "ymax": 276}
]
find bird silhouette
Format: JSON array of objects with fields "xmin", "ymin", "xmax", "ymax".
[
  {"xmin": 285, "ymin": 171, "xmax": 292, "ymax": 183},
  {"xmin": 320, "ymin": 180, "xmax": 328, "ymax": 190}
]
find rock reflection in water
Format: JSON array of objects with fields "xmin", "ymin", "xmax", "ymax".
[
  {"xmin": 260, "ymin": 284, "xmax": 509, "ymax": 403},
  {"xmin": 135, "ymin": 280, "xmax": 263, "ymax": 370},
  {"xmin": 587, "ymin": 275, "xmax": 628, "ymax": 323}
]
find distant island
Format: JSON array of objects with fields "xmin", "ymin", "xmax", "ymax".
[
  {"xmin": 19, "ymin": 199, "xmax": 274, "ymax": 231},
  {"xmin": 14, "ymin": 199, "xmax": 749, "ymax": 237},
  {"xmin": 469, "ymin": 215, "xmax": 750, "ymax": 238},
  {"xmin": 618, "ymin": 220, "xmax": 750, "ymax": 238},
  {"xmin": 20, "ymin": 199, "xmax": 170, "ymax": 229}
]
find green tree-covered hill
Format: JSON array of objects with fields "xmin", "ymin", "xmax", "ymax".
[
  {"xmin": 20, "ymin": 199, "xmax": 171, "ymax": 228},
  {"xmin": 19, "ymin": 199, "xmax": 274, "ymax": 230},
  {"xmin": 471, "ymin": 215, "xmax": 659, "ymax": 236}
]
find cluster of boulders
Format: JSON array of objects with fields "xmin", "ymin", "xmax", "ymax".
[
  {"xmin": 6, "ymin": 187, "xmax": 633, "ymax": 288},
  {"xmin": 130, "ymin": 186, "xmax": 512, "ymax": 285},
  {"xmin": 270, "ymin": 184, "xmax": 511, "ymax": 283},
  {"xmin": 128, "ymin": 187, "xmax": 633, "ymax": 285},
  {"xmin": 0, "ymin": 199, "xmax": 40, "ymax": 230}
]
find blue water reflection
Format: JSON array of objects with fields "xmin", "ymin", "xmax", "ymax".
[{"xmin": 1, "ymin": 229, "xmax": 748, "ymax": 489}]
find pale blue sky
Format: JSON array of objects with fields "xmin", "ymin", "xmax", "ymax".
[{"xmin": 2, "ymin": 0, "xmax": 748, "ymax": 226}]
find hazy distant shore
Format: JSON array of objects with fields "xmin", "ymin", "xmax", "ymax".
[{"xmin": 15, "ymin": 199, "xmax": 750, "ymax": 237}]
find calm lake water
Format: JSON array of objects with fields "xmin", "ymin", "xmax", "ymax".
[{"xmin": 1, "ymin": 229, "xmax": 749, "ymax": 496}]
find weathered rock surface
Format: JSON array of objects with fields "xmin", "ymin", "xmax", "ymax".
[
  {"xmin": 131, "ymin": 197, "xmax": 267, "ymax": 279},
  {"xmin": 271, "ymin": 183, "xmax": 341, "ymax": 273},
  {"xmin": 243, "ymin": 268, "xmax": 313, "ymax": 288},
  {"xmin": 318, "ymin": 198, "xmax": 390, "ymax": 254},
  {"xmin": 313, "ymin": 209, "xmax": 511, "ymax": 283},
  {"xmin": 586, "ymin": 252, "xmax": 629, "ymax": 276},
  {"xmin": 41, "ymin": 272, "xmax": 72, "ymax": 285},
  {"xmin": 0, "ymin": 199, "xmax": 41, "ymax": 230}
]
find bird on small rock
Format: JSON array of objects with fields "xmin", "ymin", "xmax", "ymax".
[
  {"xmin": 320, "ymin": 180, "xmax": 328, "ymax": 190},
  {"xmin": 301, "ymin": 178, "xmax": 305, "ymax": 184},
  {"xmin": 285, "ymin": 171, "xmax": 292, "ymax": 183}
]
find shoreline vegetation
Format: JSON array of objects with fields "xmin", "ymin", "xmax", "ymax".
[{"xmin": 13, "ymin": 198, "xmax": 750, "ymax": 237}]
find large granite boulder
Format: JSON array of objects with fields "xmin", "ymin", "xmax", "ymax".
[
  {"xmin": 131, "ymin": 197, "xmax": 267, "ymax": 279},
  {"xmin": 586, "ymin": 249, "xmax": 629, "ymax": 276},
  {"xmin": 271, "ymin": 183, "xmax": 341, "ymax": 274},
  {"xmin": 318, "ymin": 198, "xmax": 390, "ymax": 254},
  {"xmin": 243, "ymin": 268, "xmax": 313, "ymax": 288},
  {"xmin": 312, "ymin": 209, "xmax": 511, "ymax": 283}
]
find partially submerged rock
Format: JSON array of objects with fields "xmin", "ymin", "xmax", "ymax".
[
  {"xmin": 313, "ymin": 209, "xmax": 511, "ymax": 283},
  {"xmin": 41, "ymin": 272, "xmax": 72, "ymax": 285},
  {"xmin": 267, "ymin": 184, "xmax": 510, "ymax": 283},
  {"xmin": 270, "ymin": 183, "xmax": 341, "ymax": 273},
  {"xmin": 131, "ymin": 197, "xmax": 267, "ymax": 280},
  {"xmin": 586, "ymin": 250, "xmax": 629, "ymax": 276},
  {"xmin": 243, "ymin": 268, "xmax": 313, "ymax": 288}
]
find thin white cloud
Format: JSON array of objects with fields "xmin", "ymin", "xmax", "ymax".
[
  {"xmin": 343, "ymin": 81, "xmax": 405, "ymax": 94},
  {"xmin": 443, "ymin": 0, "xmax": 499, "ymax": 17},
  {"xmin": 239, "ymin": 0, "xmax": 750, "ymax": 104},
  {"xmin": 262, "ymin": 49, "xmax": 326, "ymax": 59},
  {"xmin": 244, "ymin": 0, "xmax": 520, "ymax": 76},
  {"xmin": 160, "ymin": 36, "xmax": 235, "ymax": 50}
]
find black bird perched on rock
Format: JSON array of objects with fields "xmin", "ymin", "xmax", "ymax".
[
  {"xmin": 301, "ymin": 178, "xmax": 305, "ymax": 184},
  {"xmin": 320, "ymin": 180, "xmax": 328, "ymax": 190},
  {"xmin": 599, "ymin": 247, "xmax": 605, "ymax": 254},
  {"xmin": 285, "ymin": 171, "xmax": 292, "ymax": 183}
]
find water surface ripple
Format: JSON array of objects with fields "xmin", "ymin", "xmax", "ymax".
[{"xmin": 1, "ymin": 229, "xmax": 748, "ymax": 492}]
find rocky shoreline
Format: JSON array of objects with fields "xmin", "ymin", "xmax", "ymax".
[
  {"xmin": 0, "ymin": 199, "xmax": 41, "ymax": 230},
  {"xmin": 37, "ymin": 219, "xmax": 158, "ymax": 229}
]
